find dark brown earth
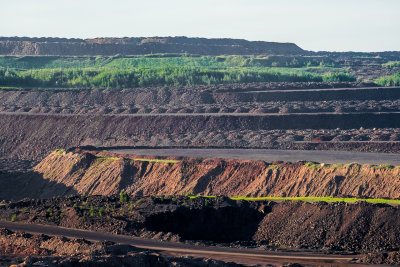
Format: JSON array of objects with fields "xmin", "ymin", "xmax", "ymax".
[
  {"xmin": 0, "ymin": 37, "xmax": 304, "ymax": 56},
  {"xmin": 0, "ymin": 227, "xmax": 242, "ymax": 267},
  {"xmin": 1, "ymin": 83, "xmax": 399, "ymax": 163},
  {"xmin": 1, "ymin": 113, "xmax": 400, "ymax": 162},
  {"xmin": 1, "ymin": 84, "xmax": 399, "ymax": 114},
  {"xmin": 0, "ymin": 76, "xmax": 399, "ymax": 265},
  {"xmin": 1, "ymin": 195, "xmax": 400, "ymax": 264}
]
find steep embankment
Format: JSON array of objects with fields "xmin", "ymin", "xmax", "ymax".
[
  {"xmin": 0, "ymin": 37, "xmax": 304, "ymax": 56},
  {"xmin": 7, "ymin": 149, "xmax": 396, "ymax": 200}
]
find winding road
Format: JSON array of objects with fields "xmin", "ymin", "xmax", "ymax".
[{"xmin": 0, "ymin": 221, "xmax": 361, "ymax": 266}]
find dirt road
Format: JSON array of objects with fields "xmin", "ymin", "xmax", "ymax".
[
  {"xmin": 0, "ymin": 221, "xmax": 361, "ymax": 266},
  {"xmin": 1, "ymin": 111, "xmax": 400, "ymax": 117},
  {"xmin": 108, "ymin": 148, "xmax": 400, "ymax": 165}
]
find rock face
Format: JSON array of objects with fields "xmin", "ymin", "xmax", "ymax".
[
  {"xmin": 0, "ymin": 37, "xmax": 304, "ymax": 56},
  {"xmin": 1, "ymin": 149, "xmax": 398, "ymax": 200}
]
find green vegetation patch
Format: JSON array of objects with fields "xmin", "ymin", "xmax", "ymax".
[
  {"xmin": 0, "ymin": 55, "xmax": 356, "ymax": 89},
  {"xmin": 322, "ymin": 163, "xmax": 346, "ymax": 169},
  {"xmin": 370, "ymin": 164, "xmax": 395, "ymax": 170},
  {"xmin": 119, "ymin": 191, "xmax": 129, "ymax": 202},
  {"xmin": 54, "ymin": 149, "xmax": 65, "ymax": 155},
  {"xmin": 322, "ymin": 163, "xmax": 361, "ymax": 169},
  {"xmin": 0, "ymin": 67, "xmax": 355, "ymax": 89},
  {"xmin": 0, "ymin": 55, "xmax": 339, "ymax": 70},
  {"xmin": 183, "ymin": 194, "xmax": 400, "ymax": 205},
  {"xmin": 130, "ymin": 158, "xmax": 179, "ymax": 164},
  {"xmin": 267, "ymin": 164, "xmax": 280, "ymax": 169},
  {"xmin": 95, "ymin": 156, "xmax": 120, "ymax": 161},
  {"xmin": 185, "ymin": 193, "xmax": 216, "ymax": 199},
  {"xmin": 305, "ymin": 162, "xmax": 320, "ymax": 170},
  {"xmin": 230, "ymin": 196, "xmax": 400, "ymax": 205},
  {"xmin": 375, "ymin": 73, "xmax": 400, "ymax": 86},
  {"xmin": 382, "ymin": 61, "xmax": 400, "ymax": 69}
]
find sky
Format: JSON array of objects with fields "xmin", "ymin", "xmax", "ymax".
[{"xmin": 2, "ymin": 0, "xmax": 399, "ymax": 52}]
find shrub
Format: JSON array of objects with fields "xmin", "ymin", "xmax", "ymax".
[
  {"xmin": 268, "ymin": 164, "xmax": 280, "ymax": 169},
  {"xmin": 0, "ymin": 65, "xmax": 355, "ymax": 89},
  {"xmin": 98, "ymin": 207, "xmax": 104, "ymax": 217},
  {"xmin": 305, "ymin": 162, "xmax": 320, "ymax": 170},
  {"xmin": 54, "ymin": 149, "xmax": 65, "ymax": 155},
  {"xmin": 322, "ymin": 72, "xmax": 356, "ymax": 82},
  {"xmin": 382, "ymin": 61, "xmax": 400, "ymax": 69},
  {"xmin": 89, "ymin": 206, "xmax": 95, "ymax": 217},
  {"xmin": 119, "ymin": 191, "xmax": 129, "ymax": 202},
  {"xmin": 375, "ymin": 73, "xmax": 400, "ymax": 86}
]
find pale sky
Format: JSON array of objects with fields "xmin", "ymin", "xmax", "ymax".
[{"xmin": 2, "ymin": 0, "xmax": 399, "ymax": 52}]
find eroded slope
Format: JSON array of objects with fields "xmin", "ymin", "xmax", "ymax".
[{"xmin": 1, "ymin": 149, "xmax": 398, "ymax": 200}]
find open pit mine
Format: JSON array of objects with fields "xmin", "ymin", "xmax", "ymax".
[{"xmin": 0, "ymin": 37, "xmax": 400, "ymax": 266}]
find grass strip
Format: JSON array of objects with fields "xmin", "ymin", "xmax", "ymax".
[
  {"xmin": 230, "ymin": 196, "xmax": 400, "ymax": 205},
  {"xmin": 185, "ymin": 194, "xmax": 216, "ymax": 199},
  {"xmin": 130, "ymin": 158, "xmax": 179, "ymax": 164},
  {"xmin": 185, "ymin": 194, "xmax": 400, "ymax": 205},
  {"xmin": 94, "ymin": 154, "xmax": 178, "ymax": 163}
]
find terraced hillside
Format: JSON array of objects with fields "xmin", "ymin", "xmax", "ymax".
[
  {"xmin": 1, "ymin": 38, "xmax": 400, "ymax": 265},
  {"xmin": 0, "ymin": 82, "xmax": 400, "ymax": 163}
]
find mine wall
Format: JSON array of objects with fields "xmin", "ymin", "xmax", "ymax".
[{"xmin": 1, "ymin": 149, "xmax": 399, "ymax": 200}]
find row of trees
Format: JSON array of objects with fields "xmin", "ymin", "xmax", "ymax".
[
  {"xmin": 0, "ymin": 67, "xmax": 356, "ymax": 89},
  {"xmin": 0, "ymin": 55, "xmax": 337, "ymax": 70}
]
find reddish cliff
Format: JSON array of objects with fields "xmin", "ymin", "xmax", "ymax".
[{"xmin": 28, "ymin": 150, "xmax": 400, "ymax": 199}]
